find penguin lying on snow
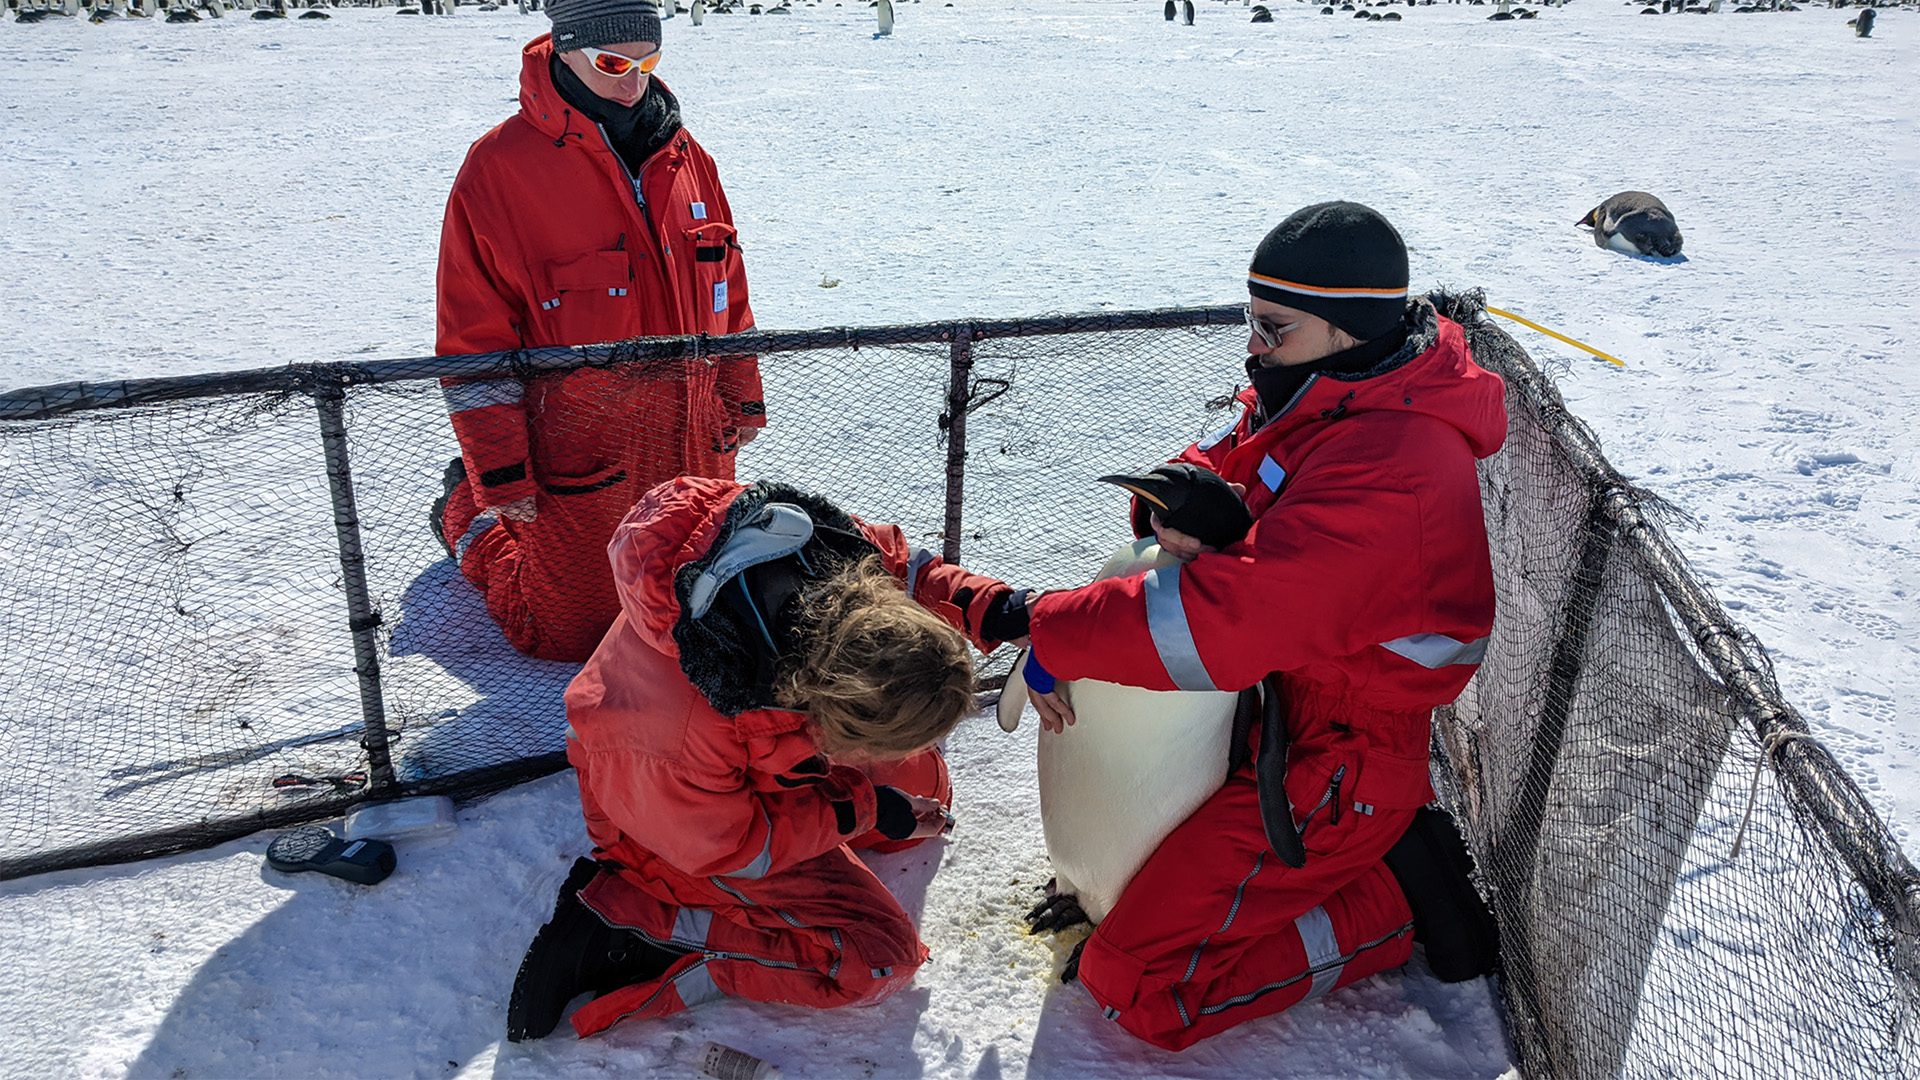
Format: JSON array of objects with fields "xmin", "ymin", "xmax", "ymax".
[
  {"xmin": 1007, "ymin": 466, "xmax": 1251, "ymax": 940},
  {"xmin": 1849, "ymin": 7, "xmax": 1873, "ymax": 35},
  {"xmin": 1578, "ymin": 190, "xmax": 1684, "ymax": 257}
]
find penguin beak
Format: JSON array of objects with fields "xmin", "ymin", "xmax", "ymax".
[{"xmin": 1097, "ymin": 473, "xmax": 1178, "ymax": 512}]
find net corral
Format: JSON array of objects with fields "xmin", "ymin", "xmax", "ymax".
[{"xmin": 0, "ymin": 293, "xmax": 1913, "ymax": 1077}]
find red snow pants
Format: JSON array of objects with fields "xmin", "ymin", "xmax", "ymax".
[
  {"xmin": 567, "ymin": 749, "xmax": 952, "ymax": 1036},
  {"xmin": 443, "ymin": 470, "xmax": 648, "ymax": 663},
  {"xmin": 1076, "ymin": 765, "xmax": 1418, "ymax": 1051}
]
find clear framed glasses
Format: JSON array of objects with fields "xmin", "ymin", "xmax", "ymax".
[{"xmin": 1245, "ymin": 306, "xmax": 1301, "ymax": 350}]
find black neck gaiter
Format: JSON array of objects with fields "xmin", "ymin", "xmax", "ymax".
[
  {"xmin": 550, "ymin": 55, "xmax": 682, "ymax": 177},
  {"xmin": 1247, "ymin": 320, "xmax": 1412, "ymax": 422}
]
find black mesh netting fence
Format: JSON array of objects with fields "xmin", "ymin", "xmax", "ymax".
[{"xmin": 1, "ymin": 295, "xmax": 1914, "ymax": 1077}]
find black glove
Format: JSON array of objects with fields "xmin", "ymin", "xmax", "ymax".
[
  {"xmin": 1098, "ymin": 463, "xmax": 1254, "ymax": 550},
  {"xmin": 978, "ymin": 588, "xmax": 1034, "ymax": 643},
  {"xmin": 873, "ymin": 785, "xmax": 919, "ymax": 841}
]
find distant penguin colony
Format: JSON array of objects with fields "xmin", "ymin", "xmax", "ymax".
[
  {"xmin": 1578, "ymin": 191, "xmax": 1685, "ymax": 257},
  {"xmin": 1002, "ymin": 539, "xmax": 1240, "ymax": 932}
]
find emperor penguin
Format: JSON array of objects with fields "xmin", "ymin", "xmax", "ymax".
[
  {"xmin": 1005, "ymin": 465, "xmax": 1254, "ymax": 933},
  {"xmin": 876, "ymin": 0, "xmax": 891, "ymax": 34},
  {"xmin": 1181, "ymin": 0, "xmax": 1194, "ymax": 23},
  {"xmin": 691, "ymin": 0, "xmax": 703, "ymax": 21},
  {"xmin": 1849, "ymin": 7, "xmax": 1872, "ymax": 36},
  {"xmin": 1163, "ymin": 0, "xmax": 1175, "ymax": 18},
  {"xmin": 1578, "ymin": 190, "xmax": 1684, "ymax": 257},
  {"xmin": 1002, "ymin": 539, "xmax": 1239, "ymax": 929}
]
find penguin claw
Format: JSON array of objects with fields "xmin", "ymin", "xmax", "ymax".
[
  {"xmin": 1025, "ymin": 891, "xmax": 1090, "ymax": 935},
  {"xmin": 1061, "ymin": 939, "xmax": 1087, "ymax": 984}
]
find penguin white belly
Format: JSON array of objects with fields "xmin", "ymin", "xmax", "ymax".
[{"xmin": 1006, "ymin": 538, "xmax": 1238, "ymax": 925}]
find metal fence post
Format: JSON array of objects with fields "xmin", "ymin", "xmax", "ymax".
[
  {"xmin": 312, "ymin": 382, "xmax": 397, "ymax": 792},
  {"xmin": 942, "ymin": 323, "xmax": 974, "ymax": 565}
]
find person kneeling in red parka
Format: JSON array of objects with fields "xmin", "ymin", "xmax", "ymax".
[
  {"xmin": 506, "ymin": 476, "xmax": 1023, "ymax": 1041},
  {"xmin": 1010, "ymin": 203, "xmax": 1507, "ymax": 1051}
]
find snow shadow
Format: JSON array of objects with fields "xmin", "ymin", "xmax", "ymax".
[
  {"xmin": 380, "ymin": 559, "xmax": 578, "ymax": 781},
  {"xmin": 1024, "ymin": 954, "xmax": 1512, "ymax": 1078},
  {"xmin": 123, "ymin": 780, "xmax": 598, "ymax": 1078}
]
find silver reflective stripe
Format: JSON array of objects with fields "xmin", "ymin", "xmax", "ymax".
[
  {"xmin": 1353, "ymin": 802, "xmax": 1375, "ymax": 816},
  {"xmin": 541, "ymin": 296, "xmax": 562, "ymax": 311},
  {"xmin": 1103, "ymin": 1006, "xmax": 1121, "ymax": 1021},
  {"xmin": 905, "ymin": 547, "xmax": 938, "ymax": 599},
  {"xmin": 1381, "ymin": 633, "xmax": 1490, "ymax": 669},
  {"xmin": 671, "ymin": 907, "xmax": 713, "ymax": 950},
  {"xmin": 674, "ymin": 961, "xmax": 723, "ymax": 1008},
  {"xmin": 564, "ymin": 723, "xmax": 579, "ymax": 742},
  {"xmin": 1296, "ymin": 905, "xmax": 1344, "ymax": 1001},
  {"xmin": 870, "ymin": 967, "xmax": 892, "ymax": 979},
  {"xmin": 1257, "ymin": 455, "xmax": 1287, "ymax": 492},
  {"xmin": 454, "ymin": 510, "xmax": 498, "ymax": 563},
  {"xmin": 723, "ymin": 807, "xmax": 775, "ymax": 879},
  {"xmin": 441, "ymin": 378, "xmax": 522, "ymax": 415},
  {"xmin": 1142, "ymin": 564, "xmax": 1217, "ymax": 692}
]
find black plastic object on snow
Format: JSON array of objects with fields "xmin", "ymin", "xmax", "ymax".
[{"xmin": 265, "ymin": 826, "xmax": 395, "ymax": 886}]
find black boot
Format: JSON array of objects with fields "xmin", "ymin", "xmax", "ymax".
[
  {"xmin": 1382, "ymin": 806, "xmax": 1500, "ymax": 983},
  {"xmin": 505, "ymin": 858, "xmax": 682, "ymax": 1042},
  {"xmin": 429, "ymin": 457, "xmax": 465, "ymax": 560}
]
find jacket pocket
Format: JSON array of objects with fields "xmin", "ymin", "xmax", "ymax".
[
  {"xmin": 538, "ymin": 459, "xmax": 627, "ymax": 498},
  {"xmin": 681, "ymin": 222, "xmax": 742, "ymax": 331},
  {"xmin": 539, "ymin": 249, "xmax": 636, "ymax": 345}
]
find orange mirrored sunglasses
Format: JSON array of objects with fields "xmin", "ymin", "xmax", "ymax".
[{"xmin": 580, "ymin": 45, "xmax": 663, "ymax": 78}]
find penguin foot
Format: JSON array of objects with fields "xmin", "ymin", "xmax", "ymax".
[
  {"xmin": 1060, "ymin": 939, "xmax": 1087, "ymax": 984},
  {"xmin": 1025, "ymin": 881, "xmax": 1090, "ymax": 934}
]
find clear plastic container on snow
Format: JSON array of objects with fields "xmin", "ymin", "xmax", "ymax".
[
  {"xmin": 699, "ymin": 1042, "xmax": 782, "ymax": 1080},
  {"xmin": 344, "ymin": 796, "xmax": 457, "ymax": 843}
]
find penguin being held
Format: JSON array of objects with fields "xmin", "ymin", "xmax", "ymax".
[
  {"xmin": 1578, "ymin": 190, "xmax": 1684, "ymax": 257},
  {"xmin": 1012, "ymin": 465, "xmax": 1253, "ymax": 956}
]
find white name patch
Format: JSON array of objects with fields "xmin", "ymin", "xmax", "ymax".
[
  {"xmin": 713, "ymin": 280, "xmax": 729, "ymax": 313},
  {"xmin": 691, "ymin": 201, "xmax": 708, "ymax": 220}
]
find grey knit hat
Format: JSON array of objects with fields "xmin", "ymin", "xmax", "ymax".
[{"xmin": 548, "ymin": 0, "xmax": 662, "ymax": 53}]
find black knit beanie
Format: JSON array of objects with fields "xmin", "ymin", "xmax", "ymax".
[
  {"xmin": 548, "ymin": 0, "xmax": 662, "ymax": 53},
  {"xmin": 1247, "ymin": 202, "xmax": 1409, "ymax": 342}
]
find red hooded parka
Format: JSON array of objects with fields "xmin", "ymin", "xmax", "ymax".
[
  {"xmin": 560, "ymin": 477, "xmax": 1013, "ymax": 1036},
  {"xmin": 1028, "ymin": 302, "xmax": 1508, "ymax": 1050},
  {"xmin": 435, "ymin": 36, "xmax": 763, "ymax": 661}
]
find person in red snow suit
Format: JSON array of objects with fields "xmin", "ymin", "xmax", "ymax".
[
  {"xmin": 505, "ymin": 476, "xmax": 1032, "ymax": 1041},
  {"xmin": 1009, "ymin": 203, "xmax": 1509, "ymax": 1051},
  {"xmin": 432, "ymin": 0, "xmax": 764, "ymax": 662}
]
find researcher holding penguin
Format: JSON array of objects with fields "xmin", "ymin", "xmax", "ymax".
[{"xmin": 1004, "ymin": 203, "xmax": 1509, "ymax": 1051}]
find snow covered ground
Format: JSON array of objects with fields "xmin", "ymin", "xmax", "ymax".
[{"xmin": 2, "ymin": 2, "xmax": 1916, "ymax": 1076}]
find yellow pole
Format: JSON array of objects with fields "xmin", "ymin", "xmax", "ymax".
[{"xmin": 1485, "ymin": 305, "xmax": 1627, "ymax": 368}]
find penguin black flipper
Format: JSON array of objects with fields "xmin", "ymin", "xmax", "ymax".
[{"xmin": 1097, "ymin": 463, "xmax": 1253, "ymax": 551}]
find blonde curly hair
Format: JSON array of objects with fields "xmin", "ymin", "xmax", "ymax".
[{"xmin": 776, "ymin": 556, "xmax": 976, "ymax": 760}]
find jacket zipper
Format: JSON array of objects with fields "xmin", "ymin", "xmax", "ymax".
[
  {"xmin": 597, "ymin": 123, "xmax": 664, "ymax": 269},
  {"xmin": 1295, "ymin": 764, "xmax": 1348, "ymax": 837}
]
